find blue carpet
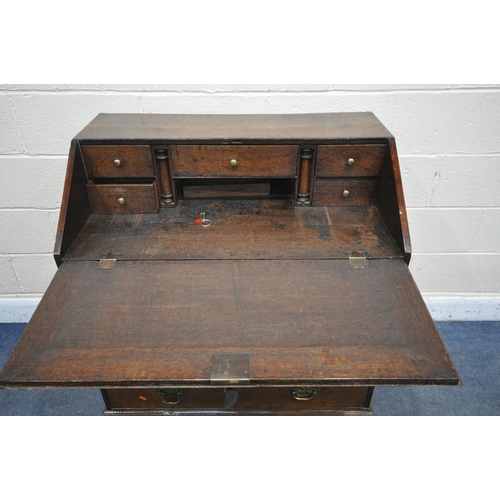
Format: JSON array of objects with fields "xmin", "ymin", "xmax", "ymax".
[
  {"xmin": 0, "ymin": 324, "xmax": 103, "ymax": 416},
  {"xmin": 1, "ymin": 321, "xmax": 499, "ymax": 415}
]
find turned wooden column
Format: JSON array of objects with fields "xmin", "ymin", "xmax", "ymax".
[
  {"xmin": 154, "ymin": 149, "xmax": 175, "ymax": 206},
  {"xmin": 297, "ymin": 147, "xmax": 314, "ymax": 204}
]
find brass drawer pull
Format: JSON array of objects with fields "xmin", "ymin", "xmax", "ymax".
[
  {"xmin": 157, "ymin": 389, "xmax": 184, "ymax": 405},
  {"xmin": 230, "ymin": 158, "xmax": 238, "ymax": 167},
  {"xmin": 118, "ymin": 197, "xmax": 125, "ymax": 205},
  {"xmin": 343, "ymin": 190, "xmax": 350, "ymax": 197},
  {"xmin": 347, "ymin": 158, "xmax": 355, "ymax": 166},
  {"xmin": 113, "ymin": 159, "xmax": 121, "ymax": 167},
  {"xmin": 291, "ymin": 387, "xmax": 319, "ymax": 401}
]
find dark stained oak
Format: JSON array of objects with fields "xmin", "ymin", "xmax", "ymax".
[
  {"xmin": 104, "ymin": 387, "xmax": 372, "ymax": 412},
  {"xmin": 169, "ymin": 145, "xmax": 298, "ymax": 178},
  {"xmin": 316, "ymin": 144, "xmax": 387, "ymax": 177},
  {"xmin": 0, "ymin": 259, "xmax": 459, "ymax": 388},
  {"xmin": 376, "ymin": 139, "xmax": 411, "ymax": 263},
  {"xmin": 0, "ymin": 112, "xmax": 460, "ymax": 416},
  {"xmin": 86, "ymin": 182, "xmax": 159, "ymax": 214},
  {"xmin": 74, "ymin": 113, "xmax": 394, "ymax": 143},
  {"xmin": 54, "ymin": 140, "xmax": 91, "ymax": 267},
  {"xmin": 65, "ymin": 201, "xmax": 401, "ymax": 261},
  {"xmin": 81, "ymin": 145, "xmax": 154, "ymax": 178},
  {"xmin": 312, "ymin": 179, "xmax": 379, "ymax": 207}
]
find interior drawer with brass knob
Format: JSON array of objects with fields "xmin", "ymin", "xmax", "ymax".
[
  {"xmin": 81, "ymin": 145, "xmax": 155, "ymax": 178},
  {"xmin": 312, "ymin": 178, "xmax": 379, "ymax": 206},
  {"xmin": 169, "ymin": 145, "xmax": 298, "ymax": 178},
  {"xmin": 86, "ymin": 181, "xmax": 159, "ymax": 213},
  {"xmin": 315, "ymin": 144, "xmax": 386, "ymax": 177},
  {"xmin": 103, "ymin": 386, "xmax": 373, "ymax": 415}
]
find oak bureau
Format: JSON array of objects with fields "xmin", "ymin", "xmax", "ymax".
[{"xmin": 0, "ymin": 113, "xmax": 460, "ymax": 415}]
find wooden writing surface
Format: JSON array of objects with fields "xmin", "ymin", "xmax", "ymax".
[
  {"xmin": 0, "ymin": 113, "xmax": 460, "ymax": 415},
  {"xmin": 0, "ymin": 258, "xmax": 458, "ymax": 387}
]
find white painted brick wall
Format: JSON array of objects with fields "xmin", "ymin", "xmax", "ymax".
[{"xmin": 1, "ymin": 84, "xmax": 499, "ymax": 319}]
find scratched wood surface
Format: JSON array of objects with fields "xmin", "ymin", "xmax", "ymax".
[
  {"xmin": 169, "ymin": 145, "xmax": 298, "ymax": 178},
  {"xmin": 65, "ymin": 200, "xmax": 401, "ymax": 261},
  {"xmin": 0, "ymin": 258, "xmax": 460, "ymax": 387},
  {"xmin": 104, "ymin": 387, "xmax": 371, "ymax": 411},
  {"xmin": 74, "ymin": 113, "xmax": 394, "ymax": 143},
  {"xmin": 81, "ymin": 144, "xmax": 154, "ymax": 178},
  {"xmin": 86, "ymin": 182, "xmax": 159, "ymax": 214}
]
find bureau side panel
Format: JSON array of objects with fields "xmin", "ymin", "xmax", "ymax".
[
  {"xmin": 54, "ymin": 140, "xmax": 91, "ymax": 266},
  {"xmin": 376, "ymin": 139, "xmax": 411, "ymax": 263}
]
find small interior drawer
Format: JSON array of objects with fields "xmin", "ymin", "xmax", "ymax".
[
  {"xmin": 316, "ymin": 144, "xmax": 386, "ymax": 177},
  {"xmin": 82, "ymin": 145, "xmax": 154, "ymax": 178},
  {"xmin": 312, "ymin": 178, "xmax": 379, "ymax": 206},
  {"xmin": 169, "ymin": 145, "xmax": 298, "ymax": 178},
  {"xmin": 86, "ymin": 181, "xmax": 159, "ymax": 213}
]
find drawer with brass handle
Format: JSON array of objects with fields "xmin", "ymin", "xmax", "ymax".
[
  {"xmin": 316, "ymin": 144, "xmax": 386, "ymax": 177},
  {"xmin": 312, "ymin": 178, "xmax": 379, "ymax": 206},
  {"xmin": 82, "ymin": 145, "xmax": 155, "ymax": 179},
  {"xmin": 103, "ymin": 386, "xmax": 372, "ymax": 415},
  {"xmin": 169, "ymin": 145, "xmax": 298, "ymax": 178},
  {"xmin": 86, "ymin": 181, "xmax": 159, "ymax": 213}
]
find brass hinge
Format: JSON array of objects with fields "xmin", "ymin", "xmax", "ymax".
[
  {"xmin": 97, "ymin": 258, "xmax": 116, "ymax": 270},
  {"xmin": 211, "ymin": 353, "xmax": 250, "ymax": 385},
  {"xmin": 349, "ymin": 251, "xmax": 368, "ymax": 269}
]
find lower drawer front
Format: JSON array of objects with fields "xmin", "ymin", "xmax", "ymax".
[
  {"xmin": 312, "ymin": 178, "xmax": 379, "ymax": 206},
  {"xmin": 105, "ymin": 387, "xmax": 371, "ymax": 411},
  {"xmin": 86, "ymin": 182, "xmax": 158, "ymax": 213}
]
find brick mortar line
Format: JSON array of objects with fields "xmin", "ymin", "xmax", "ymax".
[
  {"xmin": 0, "ymin": 154, "xmax": 68, "ymax": 159},
  {"xmin": 411, "ymin": 252, "xmax": 500, "ymax": 256},
  {"xmin": 2, "ymin": 88, "xmax": 500, "ymax": 96},
  {"xmin": 0, "ymin": 208, "xmax": 60, "ymax": 212},
  {"xmin": 0, "ymin": 254, "xmax": 54, "ymax": 257},
  {"xmin": 407, "ymin": 207, "xmax": 500, "ymax": 211}
]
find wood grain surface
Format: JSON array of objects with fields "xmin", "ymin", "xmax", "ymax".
[
  {"xmin": 75, "ymin": 113, "xmax": 394, "ymax": 143},
  {"xmin": 86, "ymin": 182, "xmax": 159, "ymax": 214},
  {"xmin": 0, "ymin": 259, "xmax": 460, "ymax": 387},
  {"xmin": 65, "ymin": 200, "xmax": 401, "ymax": 261},
  {"xmin": 316, "ymin": 144, "xmax": 387, "ymax": 177},
  {"xmin": 104, "ymin": 387, "xmax": 372, "ymax": 411},
  {"xmin": 54, "ymin": 140, "xmax": 91, "ymax": 266},
  {"xmin": 169, "ymin": 145, "xmax": 298, "ymax": 178},
  {"xmin": 82, "ymin": 145, "xmax": 154, "ymax": 178},
  {"xmin": 312, "ymin": 179, "xmax": 379, "ymax": 206}
]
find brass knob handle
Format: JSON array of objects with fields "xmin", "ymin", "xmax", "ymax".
[
  {"xmin": 114, "ymin": 159, "xmax": 121, "ymax": 167},
  {"xmin": 118, "ymin": 197, "xmax": 125, "ymax": 205},
  {"xmin": 347, "ymin": 158, "xmax": 355, "ymax": 166},
  {"xmin": 230, "ymin": 158, "xmax": 238, "ymax": 167},
  {"xmin": 343, "ymin": 190, "xmax": 350, "ymax": 197}
]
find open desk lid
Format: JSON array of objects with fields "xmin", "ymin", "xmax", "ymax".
[{"xmin": 0, "ymin": 258, "xmax": 460, "ymax": 388}]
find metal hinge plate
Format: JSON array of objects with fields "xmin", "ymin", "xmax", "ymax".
[
  {"xmin": 97, "ymin": 258, "xmax": 117, "ymax": 270},
  {"xmin": 349, "ymin": 251, "xmax": 368, "ymax": 269},
  {"xmin": 211, "ymin": 353, "xmax": 250, "ymax": 385}
]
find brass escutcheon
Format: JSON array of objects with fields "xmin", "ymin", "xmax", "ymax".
[
  {"xmin": 157, "ymin": 389, "xmax": 184, "ymax": 405},
  {"xmin": 290, "ymin": 387, "xmax": 319, "ymax": 401}
]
